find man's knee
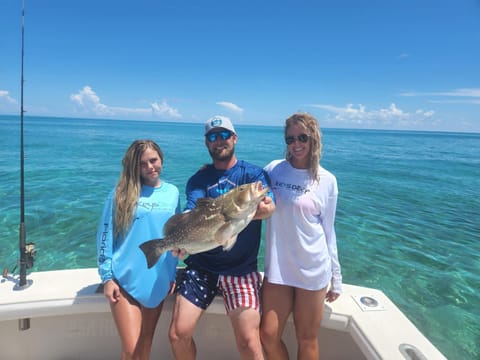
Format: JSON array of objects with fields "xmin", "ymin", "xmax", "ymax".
[
  {"xmin": 235, "ymin": 335, "xmax": 264, "ymax": 359},
  {"xmin": 169, "ymin": 323, "xmax": 189, "ymax": 343}
]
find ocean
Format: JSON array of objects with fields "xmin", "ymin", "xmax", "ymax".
[{"xmin": 0, "ymin": 115, "xmax": 479, "ymax": 359}]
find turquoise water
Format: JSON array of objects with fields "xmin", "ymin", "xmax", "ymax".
[{"xmin": 1, "ymin": 115, "xmax": 479, "ymax": 359}]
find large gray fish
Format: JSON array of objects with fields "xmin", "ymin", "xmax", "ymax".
[{"xmin": 139, "ymin": 181, "xmax": 269, "ymax": 268}]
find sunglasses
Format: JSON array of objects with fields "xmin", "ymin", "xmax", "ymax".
[
  {"xmin": 285, "ymin": 134, "xmax": 309, "ymax": 145},
  {"xmin": 206, "ymin": 130, "xmax": 233, "ymax": 143}
]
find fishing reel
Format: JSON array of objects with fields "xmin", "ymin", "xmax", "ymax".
[
  {"xmin": 1, "ymin": 242, "xmax": 36, "ymax": 278},
  {"xmin": 25, "ymin": 242, "xmax": 36, "ymax": 269}
]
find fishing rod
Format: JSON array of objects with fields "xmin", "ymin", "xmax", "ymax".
[
  {"xmin": 18, "ymin": 0, "xmax": 35, "ymax": 290},
  {"xmin": 18, "ymin": 0, "xmax": 28, "ymax": 288}
]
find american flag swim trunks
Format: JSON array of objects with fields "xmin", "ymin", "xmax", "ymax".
[{"xmin": 218, "ymin": 271, "xmax": 262, "ymax": 313}]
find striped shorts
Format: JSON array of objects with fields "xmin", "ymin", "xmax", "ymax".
[{"xmin": 218, "ymin": 271, "xmax": 262, "ymax": 313}]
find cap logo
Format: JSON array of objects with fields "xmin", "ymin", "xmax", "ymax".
[{"xmin": 212, "ymin": 118, "xmax": 225, "ymax": 127}]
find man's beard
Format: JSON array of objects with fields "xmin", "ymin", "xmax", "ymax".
[{"xmin": 209, "ymin": 146, "xmax": 234, "ymax": 162}]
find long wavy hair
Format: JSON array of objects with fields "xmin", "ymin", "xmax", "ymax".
[
  {"xmin": 285, "ymin": 112, "xmax": 322, "ymax": 181},
  {"xmin": 114, "ymin": 139, "xmax": 164, "ymax": 237}
]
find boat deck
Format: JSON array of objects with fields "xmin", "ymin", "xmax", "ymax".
[{"xmin": 0, "ymin": 268, "xmax": 446, "ymax": 359}]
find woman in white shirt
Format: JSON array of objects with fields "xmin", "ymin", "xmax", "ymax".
[{"xmin": 261, "ymin": 113, "xmax": 342, "ymax": 359}]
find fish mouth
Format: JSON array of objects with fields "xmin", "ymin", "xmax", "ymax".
[{"xmin": 255, "ymin": 181, "xmax": 269, "ymax": 196}]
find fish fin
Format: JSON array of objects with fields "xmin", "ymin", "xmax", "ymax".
[
  {"xmin": 215, "ymin": 224, "xmax": 238, "ymax": 251},
  {"xmin": 222, "ymin": 235, "xmax": 238, "ymax": 251},
  {"xmin": 196, "ymin": 197, "xmax": 214, "ymax": 206},
  {"xmin": 163, "ymin": 212, "xmax": 192, "ymax": 235},
  {"xmin": 163, "ymin": 200, "xmax": 220, "ymax": 236},
  {"xmin": 196, "ymin": 198, "xmax": 223, "ymax": 213},
  {"xmin": 139, "ymin": 239, "xmax": 163, "ymax": 269}
]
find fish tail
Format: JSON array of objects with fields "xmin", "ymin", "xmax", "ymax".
[{"xmin": 139, "ymin": 239, "xmax": 164, "ymax": 269}]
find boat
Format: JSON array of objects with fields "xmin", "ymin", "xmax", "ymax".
[
  {"xmin": 1, "ymin": 2, "xmax": 446, "ymax": 359},
  {"xmin": 0, "ymin": 267, "xmax": 447, "ymax": 360}
]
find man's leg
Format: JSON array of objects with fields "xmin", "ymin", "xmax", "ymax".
[
  {"xmin": 169, "ymin": 294, "xmax": 204, "ymax": 360},
  {"xmin": 219, "ymin": 272, "xmax": 264, "ymax": 360},
  {"xmin": 229, "ymin": 306, "xmax": 264, "ymax": 360},
  {"xmin": 169, "ymin": 268, "xmax": 219, "ymax": 360}
]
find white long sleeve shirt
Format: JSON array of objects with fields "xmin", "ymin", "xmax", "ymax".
[{"xmin": 264, "ymin": 160, "xmax": 342, "ymax": 293}]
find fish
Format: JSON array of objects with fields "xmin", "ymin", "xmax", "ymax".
[{"xmin": 139, "ymin": 181, "xmax": 269, "ymax": 268}]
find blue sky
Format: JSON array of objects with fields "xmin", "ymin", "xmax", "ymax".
[{"xmin": 1, "ymin": 0, "xmax": 479, "ymax": 132}]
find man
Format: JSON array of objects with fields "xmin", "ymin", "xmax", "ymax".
[{"xmin": 169, "ymin": 115, "xmax": 275, "ymax": 360}]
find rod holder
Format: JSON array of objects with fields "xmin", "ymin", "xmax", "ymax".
[{"xmin": 18, "ymin": 318, "xmax": 30, "ymax": 331}]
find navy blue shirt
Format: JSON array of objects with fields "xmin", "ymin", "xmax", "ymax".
[{"xmin": 184, "ymin": 160, "xmax": 274, "ymax": 276}]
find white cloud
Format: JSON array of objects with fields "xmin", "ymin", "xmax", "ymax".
[
  {"xmin": 307, "ymin": 103, "xmax": 435, "ymax": 129},
  {"xmin": 400, "ymin": 88, "xmax": 480, "ymax": 104},
  {"xmin": 70, "ymin": 86, "xmax": 182, "ymax": 120},
  {"xmin": 216, "ymin": 101, "xmax": 244, "ymax": 113},
  {"xmin": 151, "ymin": 100, "xmax": 181, "ymax": 119},
  {"xmin": 0, "ymin": 90, "xmax": 18, "ymax": 110}
]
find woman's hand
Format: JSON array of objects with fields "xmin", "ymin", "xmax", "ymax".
[
  {"xmin": 169, "ymin": 281, "xmax": 176, "ymax": 295},
  {"xmin": 325, "ymin": 290, "xmax": 340, "ymax": 303},
  {"xmin": 103, "ymin": 280, "xmax": 121, "ymax": 304}
]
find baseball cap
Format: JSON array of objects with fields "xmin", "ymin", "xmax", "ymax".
[{"xmin": 204, "ymin": 115, "xmax": 236, "ymax": 135}]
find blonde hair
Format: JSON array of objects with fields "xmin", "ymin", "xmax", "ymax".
[
  {"xmin": 114, "ymin": 140, "xmax": 164, "ymax": 237},
  {"xmin": 284, "ymin": 112, "xmax": 322, "ymax": 181}
]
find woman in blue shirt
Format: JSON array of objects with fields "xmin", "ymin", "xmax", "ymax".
[{"xmin": 97, "ymin": 139, "xmax": 180, "ymax": 359}]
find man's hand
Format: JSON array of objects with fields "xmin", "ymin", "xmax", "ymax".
[
  {"xmin": 253, "ymin": 196, "xmax": 275, "ymax": 220},
  {"xmin": 171, "ymin": 248, "xmax": 187, "ymax": 260}
]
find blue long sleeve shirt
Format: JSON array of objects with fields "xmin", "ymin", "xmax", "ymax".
[
  {"xmin": 97, "ymin": 182, "xmax": 180, "ymax": 308},
  {"xmin": 184, "ymin": 160, "xmax": 274, "ymax": 276}
]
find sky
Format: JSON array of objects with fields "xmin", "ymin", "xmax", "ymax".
[{"xmin": 1, "ymin": 0, "xmax": 480, "ymax": 133}]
